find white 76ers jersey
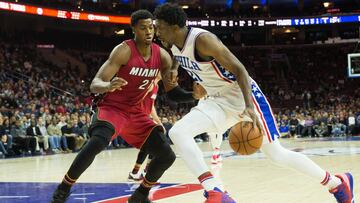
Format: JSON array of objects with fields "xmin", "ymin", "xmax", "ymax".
[
  {"xmin": 171, "ymin": 27, "xmax": 246, "ymax": 111},
  {"xmin": 171, "ymin": 27, "xmax": 280, "ymax": 143}
]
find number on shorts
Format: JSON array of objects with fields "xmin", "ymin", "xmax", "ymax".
[{"xmin": 139, "ymin": 79, "xmax": 149, "ymax": 89}]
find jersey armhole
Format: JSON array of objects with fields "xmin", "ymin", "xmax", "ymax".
[{"xmin": 193, "ymin": 32, "xmax": 215, "ymax": 64}]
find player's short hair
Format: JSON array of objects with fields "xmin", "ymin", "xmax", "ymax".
[
  {"xmin": 131, "ymin": 10, "xmax": 153, "ymax": 26},
  {"xmin": 154, "ymin": 3, "xmax": 187, "ymax": 28}
]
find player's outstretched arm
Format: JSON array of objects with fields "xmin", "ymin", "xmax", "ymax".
[
  {"xmin": 196, "ymin": 33, "xmax": 262, "ymax": 131},
  {"xmin": 90, "ymin": 42, "xmax": 130, "ymax": 94},
  {"xmin": 159, "ymin": 48, "xmax": 198, "ymax": 103}
]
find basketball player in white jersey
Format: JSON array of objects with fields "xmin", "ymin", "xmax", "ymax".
[{"xmin": 154, "ymin": 3, "xmax": 354, "ymax": 203}]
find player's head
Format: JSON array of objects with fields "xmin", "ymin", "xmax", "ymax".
[
  {"xmin": 154, "ymin": 3, "xmax": 187, "ymax": 47},
  {"xmin": 131, "ymin": 10, "xmax": 154, "ymax": 45}
]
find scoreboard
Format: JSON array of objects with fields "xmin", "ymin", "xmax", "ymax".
[
  {"xmin": 186, "ymin": 15, "xmax": 360, "ymax": 28},
  {"xmin": 1, "ymin": 1, "xmax": 359, "ymax": 27},
  {"xmin": 348, "ymin": 53, "xmax": 360, "ymax": 78}
]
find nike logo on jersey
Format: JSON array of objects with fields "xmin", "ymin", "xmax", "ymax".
[
  {"xmin": 129, "ymin": 67, "xmax": 159, "ymax": 77},
  {"xmin": 174, "ymin": 56, "xmax": 201, "ymax": 71}
]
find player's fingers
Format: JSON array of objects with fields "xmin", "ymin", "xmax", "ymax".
[
  {"xmin": 118, "ymin": 78, "xmax": 128, "ymax": 85},
  {"xmin": 111, "ymin": 81, "xmax": 127, "ymax": 88},
  {"xmin": 110, "ymin": 83, "xmax": 122, "ymax": 89},
  {"xmin": 255, "ymin": 119, "xmax": 264, "ymax": 135},
  {"xmin": 170, "ymin": 73, "xmax": 177, "ymax": 82},
  {"xmin": 171, "ymin": 61, "xmax": 179, "ymax": 70},
  {"xmin": 112, "ymin": 77, "xmax": 128, "ymax": 85},
  {"xmin": 250, "ymin": 114, "xmax": 258, "ymax": 130}
]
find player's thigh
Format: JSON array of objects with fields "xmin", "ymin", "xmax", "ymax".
[
  {"xmin": 170, "ymin": 102, "xmax": 227, "ymax": 138},
  {"xmin": 89, "ymin": 106, "xmax": 126, "ymax": 141}
]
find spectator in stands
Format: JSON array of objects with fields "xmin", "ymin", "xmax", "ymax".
[
  {"xmin": 279, "ymin": 122, "xmax": 290, "ymax": 138},
  {"xmin": 0, "ymin": 136, "xmax": 7, "ymax": 158},
  {"xmin": 37, "ymin": 117, "xmax": 55, "ymax": 153},
  {"xmin": 26, "ymin": 120, "xmax": 48, "ymax": 153},
  {"xmin": 78, "ymin": 114, "xmax": 89, "ymax": 140},
  {"xmin": 347, "ymin": 112, "xmax": 356, "ymax": 135},
  {"xmin": 72, "ymin": 118, "xmax": 86, "ymax": 150},
  {"xmin": 1, "ymin": 116, "xmax": 13, "ymax": 154},
  {"xmin": 315, "ymin": 122, "xmax": 329, "ymax": 137},
  {"xmin": 332, "ymin": 121, "xmax": 346, "ymax": 137},
  {"xmin": 304, "ymin": 115, "xmax": 314, "ymax": 137},
  {"xmin": 289, "ymin": 114, "xmax": 298, "ymax": 137},
  {"xmin": 0, "ymin": 115, "xmax": 13, "ymax": 157},
  {"xmin": 10, "ymin": 119, "xmax": 37, "ymax": 155},
  {"xmin": 296, "ymin": 114, "xmax": 305, "ymax": 137},
  {"xmin": 327, "ymin": 114, "xmax": 337, "ymax": 135},
  {"xmin": 302, "ymin": 90, "xmax": 312, "ymax": 109},
  {"xmin": 61, "ymin": 119, "xmax": 85, "ymax": 151},
  {"xmin": 57, "ymin": 115, "xmax": 67, "ymax": 129},
  {"xmin": 47, "ymin": 118, "xmax": 71, "ymax": 152}
]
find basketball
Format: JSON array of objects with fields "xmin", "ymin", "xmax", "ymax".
[{"xmin": 229, "ymin": 122, "xmax": 263, "ymax": 155}]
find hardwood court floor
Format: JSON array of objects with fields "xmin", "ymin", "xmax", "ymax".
[{"xmin": 0, "ymin": 137, "xmax": 359, "ymax": 203}]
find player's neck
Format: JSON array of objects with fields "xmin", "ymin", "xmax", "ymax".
[
  {"xmin": 134, "ymin": 39, "xmax": 151, "ymax": 57},
  {"xmin": 174, "ymin": 27, "xmax": 189, "ymax": 50}
]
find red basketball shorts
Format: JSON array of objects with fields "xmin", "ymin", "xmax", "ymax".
[{"xmin": 93, "ymin": 105, "xmax": 158, "ymax": 149}]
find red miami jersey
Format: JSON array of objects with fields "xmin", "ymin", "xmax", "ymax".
[
  {"xmin": 99, "ymin": 39, "xmax": 162, "ymax": 110},
  {"xmin": 141, "ymin": 84, "xmax": 159, "ymax": 115}
]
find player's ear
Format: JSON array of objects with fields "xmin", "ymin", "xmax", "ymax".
[{"xmin": 131, "ymin": 26, "xmax": 135, "ymax": 34}]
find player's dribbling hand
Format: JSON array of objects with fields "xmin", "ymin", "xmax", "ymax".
[
  {"xmin": 192, "ymin": 82, "xmax": 207, "ymax": 99},
  {"xmin": 240, "ymin": 107, "xmax": 263, "ymax": 135},
  {"xmin": 107, "ymin": 77, "xmax": 128, "ymax": 92}
]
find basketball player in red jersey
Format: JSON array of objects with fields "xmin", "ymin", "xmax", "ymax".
[
  {"xmin": 128, "ymin": 75, "xmax": 161, "ymax": 181},
  {"xmin": 51, "ymin": 10, "xmax": 200, "ymax": 203}
]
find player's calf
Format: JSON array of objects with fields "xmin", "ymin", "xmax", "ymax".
[
  {"xmin": 51, "ymin": 126, "xmax": 113, "ymax": 202},
  {"xmin": 128, "ymin": 127, "xmax": 176, "ymax": 201}
]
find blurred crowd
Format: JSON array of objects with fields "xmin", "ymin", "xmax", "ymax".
[{"xmin": 0, "ymin": 39, "xmax": 359, "ymax": 158}]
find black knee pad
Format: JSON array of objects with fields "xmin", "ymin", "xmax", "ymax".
[
  {"xmin": 142, "ymin": 126, "xmax": 169, "ymax": 152},
  {"xmin": 143, "ymin": 127, "xmax": 176, "ymax": 168},
  {"xmin": 89, "ymin": 124, "xmax": 114, "ymax": 144},
  {"xmin": 149, "ymin": 147, "xmax": 175, "ymax": 172},
  {"xmin": 164, "ymin": 149, "xmax": 176, "ymax": 166},
  {"xmin": 156, "ymin": 142, "xmax": 176, "ymax": 168}
]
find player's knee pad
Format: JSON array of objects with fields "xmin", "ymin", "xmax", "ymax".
[
  {"xmin": 88, "ymin": 125, "xmax": 113, "ymax": 151},
  {"xmin": 157, "ymin": 148, "xmax": 176, "ymax": 169},
  {"xmin": 89, "ymin": 124, "xmax": 113, "ymax": 143}
]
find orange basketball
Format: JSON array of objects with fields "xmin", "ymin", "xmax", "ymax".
[{"xmin": 229, "ymin": 122, "xmax": 263, "ymax": 155}]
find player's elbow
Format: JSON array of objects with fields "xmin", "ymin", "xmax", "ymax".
[
  {"xmin": 233, "ymin": 63, "xmax": 249, "ymax": 79},
  {"xmin": 89, "ymin": 82, "xmax": 96, "ymax": 93},
  {"xmin": 89, "ymin": 79, "xmax": 101, "ymax": 94}
]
